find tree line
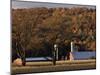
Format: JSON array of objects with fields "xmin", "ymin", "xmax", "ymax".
[{"xmin": 12, "ymin": 7, "xmax": 96, "ymax": 57}]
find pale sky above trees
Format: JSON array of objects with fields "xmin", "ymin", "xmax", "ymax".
[{"xmin": 12, "ymin": 0, "xmax": 96, "ymax": 9}]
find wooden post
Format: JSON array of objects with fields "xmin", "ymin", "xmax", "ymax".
[
  {"xmin": 53, "ymin": 44, "xmax": 59, "ymax": 65},
  {"xmin": 54, "ymin": 44, "xmax": 58, "ymax": 60}
]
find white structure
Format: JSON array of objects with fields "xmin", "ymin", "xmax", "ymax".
[
  {"xmin": 71, "ymin": 41, "xmax": 74, "ymax": 52},
  {"xmin": 70, "ymin": 41, "xmax": 74, "ymax": 60}
]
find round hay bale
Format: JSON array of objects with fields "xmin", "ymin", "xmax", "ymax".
[{"xmin": 13, "ymin": 58, "xmax": 22, "ymax": 66}]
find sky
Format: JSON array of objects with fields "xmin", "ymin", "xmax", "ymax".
[{"xmin": 12, "ymin": 0, "xmax": 96, "ymax": 9}]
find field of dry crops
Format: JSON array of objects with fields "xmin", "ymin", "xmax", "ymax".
[{"xmin": 12, "ymin": 59, "xmax": 96, "ymax": 74}]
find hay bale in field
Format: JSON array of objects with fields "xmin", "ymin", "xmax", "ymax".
[{"xmin": 13, "ymin": 58, "xmax": 22, "ymax": 66}]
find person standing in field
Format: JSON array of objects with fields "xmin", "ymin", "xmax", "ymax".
[{"xmin": 53, "ymin": 43, "xmax": 58, "ymax": 65}]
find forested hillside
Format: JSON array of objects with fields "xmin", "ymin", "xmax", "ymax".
[{"xmin": 12, "ymin": 7, "xmax": 96, "ymax": 57}]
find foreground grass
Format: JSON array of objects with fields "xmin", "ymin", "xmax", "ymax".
[{"xmin": 11, "ymin": 59, "xmax": 96, "ymax": 74}]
